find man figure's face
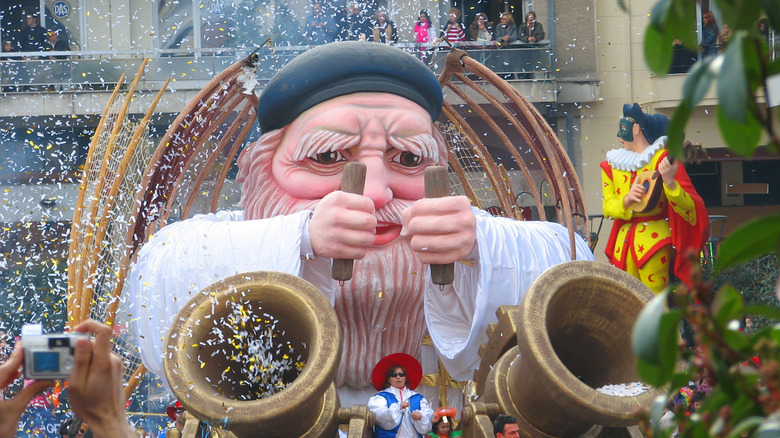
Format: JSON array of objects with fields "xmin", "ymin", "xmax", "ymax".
[
  {"xmin": 313, "ymin": 3, "xmax": 322, "ymax": 15},
  {"xmin": 497, "ymin": 423, "xmax": 520, "ymax": 438},
  {"xmin": 270, "ymin": 92, "xmax": 443, "ymax": 246},
  {"xmin": 27, "ymin": 15, "xmax": 37, "ymax": 27}
]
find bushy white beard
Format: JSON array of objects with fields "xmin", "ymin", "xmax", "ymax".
[{"xmin": 236, "ymin": 130, "xmax": 428, "ymax": 388}]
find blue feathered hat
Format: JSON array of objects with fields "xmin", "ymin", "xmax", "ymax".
[
  {"xmin": 623, "ymin": 103, "xmax": 669, "ymax": 144},
  {"xmin": 257, "ymin": 41, "xmax": 443, "ymax": 133}
]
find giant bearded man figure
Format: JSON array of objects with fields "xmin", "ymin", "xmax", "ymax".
[
  {"xmin": 601, "ymin": 103, "xmax": 708, "ymax": 293},
  {"xmin": 129, "ymin": 42, "xmax": 593, "ymax": 406}
]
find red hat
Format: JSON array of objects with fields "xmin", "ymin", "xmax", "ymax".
[
  {"xmin": 433, "ymin": 406, "xmax": 457, "ymax": 424},
  {"xmin": 166, "ymin": 401, "xmax": 184, "ymax": 421},
  {"xmin": 371, "ymin": 353, "xmax": 423, "ymax": 391}
]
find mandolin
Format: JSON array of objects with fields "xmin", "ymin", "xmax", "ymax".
[
  {"xmin": 629, "ymin": 141, "xmax": 704, "ymax": 213},
  {"xmin": 630, "ymin": 156, "xmax": 675, "ymax": 213}
]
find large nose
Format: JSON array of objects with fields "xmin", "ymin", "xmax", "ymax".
[
  {"xmin": 355, "ymin": 120, "xmax": 392, "ymax": 210},
  {"xmin": 361, "ymin": 161, "xmax": 392, "ymax": 210}
]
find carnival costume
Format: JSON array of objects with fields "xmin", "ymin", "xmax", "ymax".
[
  {"xmin": 601, "ymin": 104, "xmax": 708, "ymax": 292},
  {"xmin": 368, "ymin": 354, "xmax": 433, "ymax": 438}
]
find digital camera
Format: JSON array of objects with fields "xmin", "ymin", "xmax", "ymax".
[{"xmin": 22, "ymin": 333, "xmax": 88, "ymax": 379}]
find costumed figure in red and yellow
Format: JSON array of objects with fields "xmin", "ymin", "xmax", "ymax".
[{"xmin": 601, "ymin": 103, "xmax": 709, "ymax": 293}]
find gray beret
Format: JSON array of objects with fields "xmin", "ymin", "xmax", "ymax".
[{"xmin": 257, "ymin": 41, "xmax": 443, "ymax": 133}]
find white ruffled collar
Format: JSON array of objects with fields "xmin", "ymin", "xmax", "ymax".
[{"xmin": 605, "ymin": 136, "xmax": 667, "ymax": 172}]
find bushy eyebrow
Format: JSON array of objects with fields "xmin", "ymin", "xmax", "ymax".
[
  {"xmin": 293, "ymin": 129, "xmax": 439, "ymax": 163},
  {"xmin": 388, "ymin": 133, "xmax": 440, "ymax": 163},
  {"xmin": 293, "ymin": 130, "xmax": 360, "ymax": 161}
]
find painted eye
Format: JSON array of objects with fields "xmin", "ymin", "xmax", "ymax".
[
  {"xmin": 311, "ymin": 150, "xmax": 345, "ymax": 164},
  {"xmin": 393, "ymin": 151, "xmax": 423, "ymax": 167}
]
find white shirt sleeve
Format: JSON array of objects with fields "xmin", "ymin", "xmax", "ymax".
[
  {"xmin": 367, "ymin": 392, "xmax": 403, "ymax": 431},
  {"xmin": 128, "ymin": 210, "xmax": 333, "ymax": 381},
  {"xmin": 425, "ymin": 209, "xmax": 594, "ymax": 380},
  {"xmin": 412, "ymin": 393, "xmax": 434, "ymax": 435}
]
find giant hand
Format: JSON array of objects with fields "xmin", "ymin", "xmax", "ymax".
[
  {"xmin": 401, "ymin": 196, "xmax": 477, "ymax": 264},
  {"xmin": 309, "ymin": 190, "xmax": 377, "ymax": 260}
]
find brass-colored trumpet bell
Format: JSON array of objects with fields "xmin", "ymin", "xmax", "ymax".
[
  {"xmin": 163, "ymin": 271, "xmax": 342, "ymax": 438},
  {"xmin": 480, "ymin": 261, "xmax": 662, "ymax": 437}
]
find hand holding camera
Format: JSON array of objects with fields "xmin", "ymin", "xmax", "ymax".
[
  {"xmin": 22, "ymin": 330, "xmax": 88, "ymax": 379},
  {"xmin": 0, "ymin": 320, "xmax": 134, "ymax": 438},
  {"xmin": 68, "ymin": 320, "xmax": 134, "ymax": 438},
  {"xmin": 0, "ymin": 344, "xmax": 53, "ymax": 438}
]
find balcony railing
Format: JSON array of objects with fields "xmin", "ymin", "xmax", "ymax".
[{"xmin": 0, "ymin": 42, "xmax": 553, "ymax": 91}]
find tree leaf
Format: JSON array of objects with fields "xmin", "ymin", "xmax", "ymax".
[
  {"xmin": 712, "ymin": 285, "xmax": 745, "ymax": 330},
  {"xmin": 754, "ymin": 412, "xmax": 780, "ymax": 438},
  {"xmin": 667, "ymin": 0, "xmax": 698, "ymax": 48},
  {"xmin": 683, "ymin": 56, "xmax": 715, "ymax": 106},
  {"xmin": 632, "ymin": 291, "xmax": 669, "ymax": 366},
  {"xmin": 716, "ymin": 105, "xmax": 762, "ymax": 155},
  {"xmin": 633, "ymin": 294, "xmax": 680, "ymax": 386},
  {"xmin": 649, "ymin": 0, "xmax": 673, "ymax": 31},
  {"xmin": 714, "ymin": 0, "xmax": 762, "ymax": 31},
  {"xmin": 667, "ymin": 102, "xmax": 692, "ymax": 158},
  {"xmin": 636, "ymin": 359, "xmax": 667, "ymax": 387},
  {"xmin": 717, "ymin": 33, "xmax": 748, "ymax": 122},
  {"xmin": 645, "ymin": 25, "xmax": 675, "ymax": 75},
  {"xmin": 745, "ymin": 304, "xmax": 780, "ymax": 321},
  {"xmin": 727, "ymin": 417, "xmax": 766, "ymax": 438},
  {"xmin": 716, "ymin": 213, "xmax": 780, "ymax": 272},
  {"xmin": 759, "ymin": 0, "xmax": 780, "ymax": 34}
]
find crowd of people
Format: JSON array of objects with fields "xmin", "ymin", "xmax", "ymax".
[
  {"xmin": 299, "ymin": 2, "xmax": 547, "ymax": 47},
  {"xmin": 2, "ymin": 13, "xmax": 71, "ymax": 59},
  {"xmin": 1, "ymin": 13, "xmax": 72, "ymax": 92}
]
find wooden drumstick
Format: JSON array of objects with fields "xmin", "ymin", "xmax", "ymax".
[
  {"xmin": 425, "ymin": 166, "xmax": 455, "ymax": 286},
  {"xmin": 331, "ymin": 162, "xmax": 367, "ymax": 282}
]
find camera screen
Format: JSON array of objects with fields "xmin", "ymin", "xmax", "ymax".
[{"xmin": 33, "ymin": 351, "xmax": 60, "ymax": 373}]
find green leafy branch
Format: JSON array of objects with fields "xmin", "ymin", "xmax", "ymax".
[{"xmin": 626, "ymin": 0, "xmax": 780, "ymax": 436}]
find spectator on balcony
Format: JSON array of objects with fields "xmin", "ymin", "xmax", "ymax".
[
  {"xmin": 21, "ymin": 14, "xmax": 46, "ymax": 52},
  {"xmin": 469, "ymin": 13, "xmax": 493, "ymax": 42},
  {"xmin": 306, "ymin": 1, "xmax": 337, "ymax": 45},
  {"xmin": 1, "ymin": 41, "xmax": 20, "ymax": 92},
  {"xmin": 20, "ymin": 13, "xmax": 47, "ymax": 56},
  {"xmin": 700, "ymin": 10, "xmax": 719, "ymax": 57},
  {"xmin": 337, "ymin": 1, "xmax": 372, "ymax": 41},
  {"xmin": 717, "ymin": 24, "xmax": 731, "ymax": 52},
  {"xmin": 44, "ymin": 30, "xmax": 70, "ymax": 91},
  {"xmin": 669, "ymin": 39, "xmax": 697, "ymax": 74},
  {"xmin": 441, "ymin": 8, "xmax": 467, "ymax": 45},
  {"xmin": 519, "ymin": 11, "xmax": 545, "ymax": 43},
  {"xmin": 45, "ymin": 30, "xmax": 70, "ymax": 59},
  {"xmin": 372, "ymin": 9, "xmax": 397, "ymax": 44},
  {"xmin": 2, "ymin": 40, "xmax": 20, "ymax": 60},
  {"xmin": 494, "ymin": 13, "xmax": 518, "ymax": 46},
  {"xmin": 414, "ymin": 10, "xmax": 435, "ymax": 44}
]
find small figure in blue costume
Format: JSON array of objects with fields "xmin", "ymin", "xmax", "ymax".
[{"xmin": 368, "ymin": 353, "xmax": 433, "ymax": 437}]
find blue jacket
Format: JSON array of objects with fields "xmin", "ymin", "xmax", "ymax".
[{"xmin": 374, "ymin": 392, "xmax": 424, "ymax": 438}]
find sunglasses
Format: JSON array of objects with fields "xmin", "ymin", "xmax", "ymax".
[{"xmin": 389, "ymin": 372, "xmax": 406, "ymax": 377}]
